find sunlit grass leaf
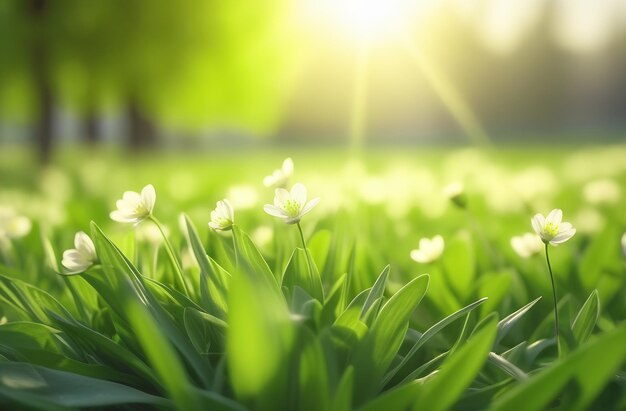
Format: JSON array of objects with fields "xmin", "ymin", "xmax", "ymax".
[
  {"xmin": 529, "ymin": 296, "xmax": 568, "ymax": 343},
  {"xmin": 282, "ymin": 247, "xmax": 324, "ymax": 302},
  {"xmin": 524, "ymin": 338, "xmax": 554, "ymax": 366},
  {"xmin": 48, "ymin": 313, "xmax": 161, "ymax": 389},
  {"xmin": 486, "ymin": 352, "xmax": 528, "ymax": 381},
  {"xmin": 184, "ymin": 214, "xmax": 230, "ymax": 318},
  {"xmin": 571, "ymin": 289, "xmax": 599, "ymax": 346},
  {"xmin": 334, "ymin": 287, "xmax": 370, "ymax": 338},
  {"xmin": 184, "ymin": 307, "xmax": 227, "ymax": 355},
  {"xmin": 226, "ymin": 262, "xmax": 293, "ymax": 410},
  {"xmin": 298, "ymin": 326, "xmax": 331, "ymax": 411},
  {"xmin": 416, "ymin": 316, "xmax": 498, "ymax": 411},
  {"xmin": 384, "ymin": 297, "xmax": 488, "ymax": 387},
  {"xmin": 496, "ymin": 296, "xmax": 541, "ymax": 346},
  {"xmin": 191, "ymin": 387, "xmax": 249, "ymax": 411},
  {"xmin": 397, "ymin": 352, "xmax": 447, "ymax": 386},
  {"xmin": 320, "ymin": 274, "xmax": 347, "ymax": 327},
  {"xmin": 232, "ymin": 225, "xmax": 280, "ymax": 295},
  {"xmin": 358, "ymin": 380, "xmax": 421, "ymax": 411},
  {"xmin": 0, "ymin": 321, "xmax": 139, "ymax": 384},
  {"xmin": 144, "ymin": 276, "xmax": 204, "ymax": 313},
  {"xmin": 455, "ymin": 379, "xmax": 511, "ymax": 411},
  {"xmin": 331, "ymin": 366, "xmax": 354, "ymax": 411},
  {"xmin": 307, "ymin": 229, "xmax": 332, "ymax": 279},
  {"xmin": 352, "ymin": 274, "xmax": 429, "ymax": 405},
  {"xmin": 88, "ymin": 222, "xmax": 213, "ymax": 387},
  {"xmin": 125, "ymin": 297, "xmax": 203, "ymax": 410},
  {"xmin": 360, "ymin": 265, "xmax": 389, "ymax": 324},
  {"xmin": 0, "ymin": 363, "xmax": 170, "ymax": 409},
  {"xmin": 442, "ymin": 231, "xmax": 475, "ymax": 301},
  {"xmin": 0, "ymin": 322, "xmax": 61, "ymax": 353},
  {"xmin": 0, "ymin": 274, "xmax": 73, "ymax": 324},
  {"xmin": 491, "ymin": 324, "xmax": 626, "ymax": 411}
]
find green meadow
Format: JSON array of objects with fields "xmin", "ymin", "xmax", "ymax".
[{"xmin": 0, "ymin": 146, "xmax": 625, "ymax": 410}]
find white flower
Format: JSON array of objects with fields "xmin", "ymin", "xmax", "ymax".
[
  {"xmin": 209, "ymin": 199, "xmax": 235, "ymax": 231},
  {"xmin": 410, "ymin": 235, "xmax": 444, "ymax": 263},
  {"xmin": 263, "ymin": 183, "xmax": 319, "ymax": 225},
  {"xmin": 583, "ymin": 179, "xmax": 621, "ymax": 205},
  {"xmin": 252, "ymin": 225, "xmax": 274, "ymax": 249},
  {"xmin": 110, "ymin": 184, "xmax": 156, "ymax": 224},
  {"xmin": 621, "ymin": 233, "xmax": 626, "ymax": 259},
  {"xmin": 574, "ymin": 208, "xmax": 605, "ymax": 234},
  {"xmin": 531, "ymin": 209, "xmax": 576, "ymax": 246},
  {"xmin": 0, "ymin": 207, "xmax": 31, "ymax": 239},
  {"xmin": 62, "ymin": 231, "xmax": 97, "ymax": 274},
  {"xmin": 226, "ymin": 184, "xmax": 259, "ymax": 210},
  {"xmin": 263, "ymin": 158, "xmax": 294, "ymax": 188},
  {"xmin": 510, "ymin": 233, "xmax": 544, "ymax": 259},
  {"xmin": 443, "ymin": 182, "xmax": 467, "ymax": 208}
]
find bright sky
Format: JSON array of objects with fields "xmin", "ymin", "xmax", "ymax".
[{"xmin": 300, "ymin": 0, "xmax": 626, "ymax": 54}]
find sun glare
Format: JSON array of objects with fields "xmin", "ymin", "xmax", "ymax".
[{"xmin": 323, "ymin": 0, "xmax": 418, "ymax": 43}]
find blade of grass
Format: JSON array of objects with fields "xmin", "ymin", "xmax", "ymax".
[{"xmin": 416, "ymin": 316, "xmax": 497, "ymax": 411}]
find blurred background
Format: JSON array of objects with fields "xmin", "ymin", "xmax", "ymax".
[{"xmin": 0, "ymin": 0, "xmax": 625, "ymax": 163}]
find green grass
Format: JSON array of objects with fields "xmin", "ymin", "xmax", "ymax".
[{"xmin": 0, "ymin": 145, "xmax": 625, "ymax": 410}]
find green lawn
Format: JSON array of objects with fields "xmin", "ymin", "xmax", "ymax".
[{"xmin": 0, "ymin": 145, "xmax": 625, "ymax": 410}]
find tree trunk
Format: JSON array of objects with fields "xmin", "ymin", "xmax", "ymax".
[
  {"xmin": 127, "ymin": 99, "xmax": 157, "ymax": 149},
  {"xmin": 29, "ymin": 0, "xmax": 53, "ymax": 164},
  {"xmin": 84, "ymin": 111, "xmax": 99, "ymax": 144}
]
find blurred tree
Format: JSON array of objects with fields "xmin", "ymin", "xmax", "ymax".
[
  {"xmin": 1, "ymin": 0, "xmax": 297, "ymax": 158},
  {"xmin": 28, "ymin": 0, "xmax": 54, "ymax": 163},
  {"xmin": 0, "ymin": 2, "xmax": 34, "ymax": 146}
]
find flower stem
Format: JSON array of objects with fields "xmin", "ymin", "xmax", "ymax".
[
  {"xmin": 296, "ymin": 222, "xmax": 314, "ymax": 279},
  {"xmin": 231, "ymin": 225, "xmax": 239, "ymax": 269},
  {"xmin": 149, "ymin": 216, "xmax": 189, "ymax": 296},
  {"xmin": 544, "ymin": 243, "xmax": 560, "ymax": 357}
]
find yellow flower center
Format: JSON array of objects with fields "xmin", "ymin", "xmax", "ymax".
[
  {"xmin": 544, "ymin": 222, "xmax": 559, "ymax": 238},
  {"xmin": 284, "ymin": 199, "xmax": 301, "ymax": 217}
]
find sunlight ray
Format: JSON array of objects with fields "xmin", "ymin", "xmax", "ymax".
[
  {"xmin": 403, "ymin": 38, "xmax": 492, "ymax": 146},
  {"xmin": 349, "ymin": 42, "xmax": 370, "ymax": 154}
]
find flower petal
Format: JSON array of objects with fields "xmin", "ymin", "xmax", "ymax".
[
  {"xmin": 551, "ymin": 228, "xmax": 576, "ymax": 244},
  {"xmin": 141, "ymin": 184, "xmax": 156, "ymax": 213},
  {"xmin": 110, "ymin": 210, "xmax": 138, "ymax": 223},
  {"xmin": 418, "ymin": 238, "xmax": 429, "ymax": 250},
  {"xmin": 75, "ymin": 231, "xmax": 96, "ymax": 257},
  {"xmin": 300, "ymin": 197, "xmax": 319, "ymax": 216},
  {"xmin": 410, "ymin": 249, "xmax": 427, "ymax": 263},
  {"xmin": 290, "ymin": 183, "xmax": 307, "ymax": 207},
  {"xmin": 263, "ymin": 175, "xmax": 276, "ymax": 187},
  {"xmin": 285, "ymin": 216, "xmax": 301, "ymax": 224},
  {"xmin": 531, "ymin": 214, "xmax": 545, "ymax": 235},
  {"xmin": 282, "ymin": 157, "xmax": 294, "ymax": 175},
  {"xmin": 558, "ymin": 222, "xmax": 573, "ymax": 233},
  {"xmin": 546, "ymin": 209, "xmax": 562, "ymax": 225},
  {"xmin": 432, "ymin": 235, "xmax": 444, "ymax": 253},
  {"xmin": 510, "ymin": 236, "xmax": 528, "ymax": 258},
  {"xmin": 7, "ymin": 216, "xmax": 31, "ymax": 238},
  {"xmin": 62, "ymin": 259, "xmax": 85, "ymax": 271},
  {"xmin": 264, "ymin": 204, "xmax": 288, "ymax": 218},
  {"xmin": 63, "ymin": 249, "xmax": 82, "ymax": 261},
  {"xmin": 122, "ymin": 191, "xmax": 142, "ymax": 204},
  {"xmin": 222, "ymin": 199, "xmax": 234, "ymax": 221},
  {"xmin": 274, "ymin": 188, "xmax": 290, "ymax": 207}
]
